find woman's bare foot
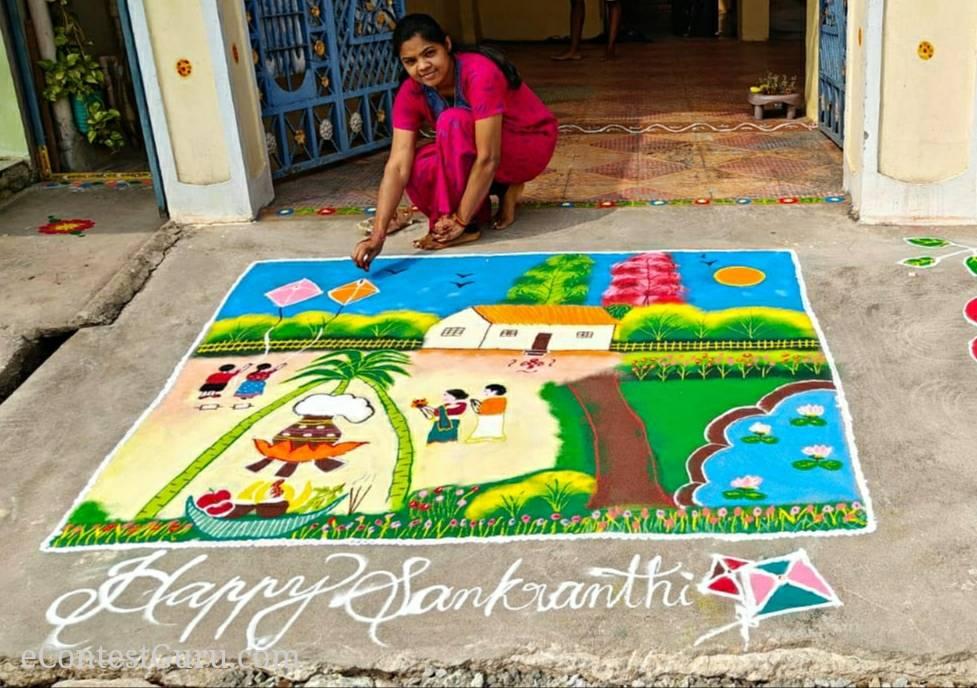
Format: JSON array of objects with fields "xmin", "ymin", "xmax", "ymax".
[
  {"xmin": 551, "ymin": 51, "xmax": 583, "ymax": 61},
  {"xmin": 360, "ymin": 207, "xmax": 416, "ymax": 235},
  {"xmin": 492, "ymin": 183, "xmax": 524, "ymax": 230},
  {"xmin": 412, "ymin": 230, "xmax": 481, "ymax": 250}
]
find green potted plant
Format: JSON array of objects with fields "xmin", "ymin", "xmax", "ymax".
[
  {"xmin": 37, "ymin": 0, "xmax": 125, "ymax": 151},
  {"xmin": 748, "ymin": 72, "xmax": 803, "ymax": 121}
]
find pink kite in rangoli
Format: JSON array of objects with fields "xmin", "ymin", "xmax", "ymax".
[
  {"xmin": 262, "ymin": 278, "xmax": 325, "ymax": 354},
  {"xmin": 601, "ymin": 252, "xmax": 686, "ymax": 305},
  {"xmin": 695, "ymin": 549, "xmax": 841, "ymax": 648},
  {"xmin": 265, "ymin": 278, "xmax": 324, "ymax": 309}
]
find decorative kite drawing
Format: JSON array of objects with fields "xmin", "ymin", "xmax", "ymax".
[{"xmin": 695, "ymin": 548, "xmax": 841, "ymax": 648}]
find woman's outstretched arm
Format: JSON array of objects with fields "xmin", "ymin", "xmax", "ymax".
[{"xmin": 353, "ymin": 127, "xmax": 417, "ymax": 270}]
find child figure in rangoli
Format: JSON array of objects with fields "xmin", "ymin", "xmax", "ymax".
[
  {"xmin": 467, "ymin": 384, "xmax": 508, "ymax": 442},
  {"xmin": 419, "ymin": 389, "xmax": 469, "ymax": 444},
  {"xmin": 234, "ymin": 362, "xmax": 287, "ymax": 401},
  {"xmin": 198, "ymin": 363, "xmax": 251, "ymax": 399}
]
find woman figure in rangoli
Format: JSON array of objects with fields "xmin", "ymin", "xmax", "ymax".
[
  {"xmin": 467, "ymin": 384, "xmax": 508, "ymax": 442},
  {"xmin": 233, "ymin": 362, "xmax": 287, "ymax": 401},
  {"xmin": 352, "ymin": 13, "xmax": 558, "ymax": 269},
  {"xmin": 419, "ymin": 389, "xmax": 469, "ymax": 444}
]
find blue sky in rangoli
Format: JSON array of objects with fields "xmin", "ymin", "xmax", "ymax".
[{"xmin": 214, "ymin": 251, "xmax": 807, "ymax": 320}]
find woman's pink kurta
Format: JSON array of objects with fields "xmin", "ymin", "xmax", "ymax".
[{"xmin": 392, "ymin": 52, "xmax": 558, "ymax": 227}]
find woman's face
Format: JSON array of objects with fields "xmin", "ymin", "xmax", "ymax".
[
  {"xmin": 442, "ymin": 391, "xmax": 457, "ymax": 403},
  {"xmin": 399, "ymin": 35, "xmax": 452, "ymax": 88}
]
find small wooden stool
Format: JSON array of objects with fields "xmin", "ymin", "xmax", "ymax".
[{"xmin": 748, "ymin": 92, "xmax": 804, "ymax": 120}]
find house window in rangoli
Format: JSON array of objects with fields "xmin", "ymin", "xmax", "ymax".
[
  {"xmin": 442, "ymin": 327, "xmax": 466, "ymax": 337},
  {"xmin": 577, "ymin": 331, "xmax": 594, "ymax": 338},
  {"xmin": 500, "ymin": 329, "xmax": 518, "ymax": 337}
]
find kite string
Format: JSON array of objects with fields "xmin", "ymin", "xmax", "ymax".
[
  {"xmin": 692, "ymin": 605, "xmax": 759, "ymax": 649},
  {"xmin": 278, "ymin": 303, "xmax": 347, "ymax": 365},
  {"xmin": 262, "ymin": 307, "xmax": 285, "ymax": 357}
]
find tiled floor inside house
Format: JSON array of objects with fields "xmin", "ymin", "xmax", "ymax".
[{"xmin": 269, "ymin": 38, "xmax": 843, "ymax": 211}]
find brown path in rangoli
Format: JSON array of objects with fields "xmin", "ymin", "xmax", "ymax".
[{"xmin": 567, "ymin": 372, "xmax": 673, "ymax": 508}]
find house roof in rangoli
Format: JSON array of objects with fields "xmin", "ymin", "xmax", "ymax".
[{"xmin": 472, "ymin": 305, "xmax": 619, "ymax": 326}]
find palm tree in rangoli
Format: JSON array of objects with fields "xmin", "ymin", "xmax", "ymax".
[
  {"xmin": 136, "ymin": 350, "xmax": 414, "ymax": 519},
  {"xmin": 289, "ymin": 350, "xmax": 415, "ymax": 511}
]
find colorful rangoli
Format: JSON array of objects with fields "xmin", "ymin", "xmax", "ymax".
[{"xmin": 48, "ymin": 251, "xmax": 873, "ymax": 550}]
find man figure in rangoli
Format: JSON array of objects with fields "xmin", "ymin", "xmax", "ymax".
[{"xmin": 467, "ymin": 384, "xmax": 508, "ymax": 442}]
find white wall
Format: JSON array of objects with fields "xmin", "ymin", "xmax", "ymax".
[
  {"xmin": 423, "ymin": 309, "xmax": 489, "ymax": 349},
  {"xmin": 481, "ymin": 324, "xmax": 614, "ymax": 351},
  {"xmin": 129, "ymin": 0, "xmax": 273, "ymax": 223},
  {"xmin": 849, "ymin": 0, "xmax": 977, "ymax": 224}
]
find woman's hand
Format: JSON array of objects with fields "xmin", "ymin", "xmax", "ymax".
[
  {"xmin": 432, "ymin": 214, "xmax": 466, "ymax": 243},
  {"xmin": 352, "ymin": 233, "xmax": 385, "ymax": 271}
]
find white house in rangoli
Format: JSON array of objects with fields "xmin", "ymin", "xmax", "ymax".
[{"xmin": 423, "ymin": 305, "xmax": 618, "ymax": 352}]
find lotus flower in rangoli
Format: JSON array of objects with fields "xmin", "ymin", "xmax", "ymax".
[
  {"xmin": 743, "ymin": 421, "xmax": 778, "ymax": 444},
  {"xmin": 723, "ymin": 475, "xmax": 767, "ymax": 501},
  {"xmin": 802, "ymin": 444, "xmax": 833, "ymax": 459},
  {"xmin": 791, "ymin": 404, "xmax": 827, "ymax": 426},
  {"xmin": 794, "ymin": 445, "xmax": 842, "ymax": 471}
]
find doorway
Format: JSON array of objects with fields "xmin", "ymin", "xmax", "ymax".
[
  {"xmin": 529, "ymin": 333, "xmax": 553, "ymax": 355},
  {"xmin": 7, "ymin": 0, "xmax": 154, "ymax": 177},
  {"xmin": 263, "ymin": 0, "xmax": 846, "ymax": 215}
]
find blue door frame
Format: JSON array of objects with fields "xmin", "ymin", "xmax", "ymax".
[
  {"xmin": 818, "ymin": 0, "xmax": 846, "ymax": 147},
  {"xmin": 3, "ymin": 0, "xmax": 50, "ymax": 174},
  {"xmin": 3, "ymin": 0, "xmax": 167, "ymax": 213},
  {"xmin": 116, "ymin": 0, "xmax": 167, "ymax": 214},
  {"xmin": 245, "ymin": 0, "xmax": 404, "ymax": 179}
]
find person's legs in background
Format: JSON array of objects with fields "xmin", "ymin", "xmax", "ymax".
[
  {"xmin": 604, "ymin": 0, "xmax": 622, "ymax": 59},
  {"xmin": 553, "ymin": 0, "xmax": 586, "ymax": 60}
]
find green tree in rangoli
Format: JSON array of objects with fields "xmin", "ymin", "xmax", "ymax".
[
  {"xmin": 503, "ymin": 254, "xmax": 596, "ymax": 304},
  {"xmin": 136, "ymin": 350, "xmax": 414, "ymax": 519}
]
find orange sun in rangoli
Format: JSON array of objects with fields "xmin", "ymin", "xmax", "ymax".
[{"xmin": 713, "ymin": 266, "xmax": 767, "ymax": 287}]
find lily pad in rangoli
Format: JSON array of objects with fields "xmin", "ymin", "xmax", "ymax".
[
  {"xmin": 900, "ymin": 256, "xmax": 937, "ymax": 268},
  {"xmin": 965, "ymin": 255, "xmax": 977, "ymax": 278},
  {"xmin": 904, "ymin": 237, "xmax": 950, "ymax": 248}
]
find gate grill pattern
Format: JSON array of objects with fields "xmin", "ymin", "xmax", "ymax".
[
  {"xmin": 818, "ymin": 0, "xmax": 846, "ymax": 147},
  {"xmin": 245, "ymin": 0, "xmax": 404, "ymax": 178}
]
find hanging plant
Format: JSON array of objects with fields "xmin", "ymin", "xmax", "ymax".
[{"xmin": 36, "ymin": 0, "xmax": 125, "ymax": 152}]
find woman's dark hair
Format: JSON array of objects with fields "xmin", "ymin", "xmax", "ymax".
[
  {"xmin": 393, "ymin": 13, "xmax": 522, "ymax": 89},
  {"xmin": 445, "ymin": 388, "xmax": 470, "ymax": 400},
  {"xmin": 485, "ymin": 384, "xmax": 507, "ymax": 395}
]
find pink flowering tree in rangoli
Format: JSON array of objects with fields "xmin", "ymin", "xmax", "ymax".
[{"xmin": 601, "ymin": 252, "xmax": 687, "ymax": 307}]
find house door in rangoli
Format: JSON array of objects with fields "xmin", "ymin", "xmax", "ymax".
[
  {"xmin": 244, "ymin": 0, "xmax": 405, "ymax": 179},
  {"xmin": 530, "ymin": 333, "xmax": 553, "ymax": 354},
  {"xmin": 818, "ymin": 0, "xmax": 847, "ymax": 147}
]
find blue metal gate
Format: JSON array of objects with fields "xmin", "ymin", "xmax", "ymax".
[
  {"xmin": 818, "ymin": 0, "xmax": 846, "ymax": 147},
  {"xmin": 245, "ymin": 0, "xmax": 405, "ymax": 179}
]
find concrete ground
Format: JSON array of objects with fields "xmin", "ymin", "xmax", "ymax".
[
  {"xmin": 0, "ymin": 185, "xmax": 176, "ymax": 400},
  {"xmin": 1, "ymin": 204, "xmax": 977, "ymax": 686}
]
